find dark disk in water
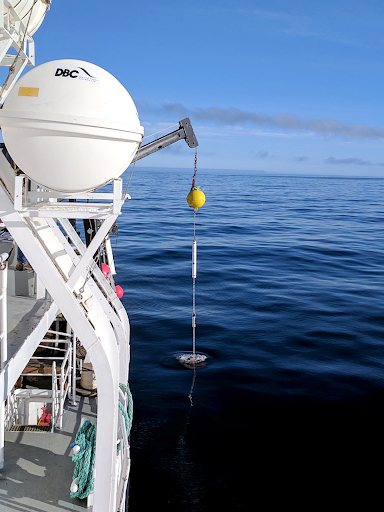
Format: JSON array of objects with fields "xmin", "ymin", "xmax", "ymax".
[{"xmin": 174, "ymin": 352, "xmax": 208, "ymax": 369}]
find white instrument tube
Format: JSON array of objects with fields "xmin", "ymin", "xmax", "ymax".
[{"xmin": 192, "ymin": 238, "xmax": 197, "ymax": 279}]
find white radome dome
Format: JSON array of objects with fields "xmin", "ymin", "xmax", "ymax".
[{"xmin": 0, "ymin": 59, "xmax": 144, "ymax": 193}]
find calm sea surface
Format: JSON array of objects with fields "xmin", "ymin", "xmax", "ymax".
[{"xmin": 114, "ymin": 169, "xmax": 384, "ymax": 510}]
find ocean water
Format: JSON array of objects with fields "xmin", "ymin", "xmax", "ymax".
[{"xmin": 114, "ymin": 169, "xmax": 384, "ymax": 510}]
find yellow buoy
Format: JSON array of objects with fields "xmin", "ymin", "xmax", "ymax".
[{"xmin": 187, "ymin": 188, "xmax": 206, "ymax": 210}]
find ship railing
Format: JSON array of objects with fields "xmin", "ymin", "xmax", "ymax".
[
  {"xmin": 4, "ymin": 388, "xmax": 16, "ymax": 430},
  {"xmin": 11, "ymin": 172, "xmax": 128, "ymax": 328},
  {"xmin": 0, "ymin": 251, "xmax": 8, "ymax": 468},
  {"xmin": 48, "ymin": 335, "xmax": 74, "ymax": 430},
  {"xmin": 116, "ymin": 386, "xmax": 130, "ymax": 512},
  {"xmin": 14, "ymin": 174, "xmax": 129, "ymax": 219},
  {"xmin": 15, "ymin": 333, "xmax": 75, "ymax": 431},
  {"xmin": 5, "ymin": 388, "xmax": 52, "ymax": 429}
]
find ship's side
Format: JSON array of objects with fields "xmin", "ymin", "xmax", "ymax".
[{"xmin": 0, "ymin": 3, "xmax": 136, "ymax": 510}]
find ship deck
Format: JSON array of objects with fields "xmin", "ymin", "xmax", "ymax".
[
  {"xmin": 7, "ymin": 295, "xmax": 53, "ymax": 361},
  {"xmin": 0, "ymin": 396, "xmax": 93, "ymax": 511},
  {"xmin": 0, "ymin": 294, "xmax": 92, "ymax": 510}
]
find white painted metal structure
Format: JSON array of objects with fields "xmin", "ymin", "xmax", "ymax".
[
  {"xmin": 5, "ymin": 332, "xmax": 76, "ymax": 430},
  {"xmin": 2, "ymin": 0, "xmax": 49, "ymax": 36},
  {"xmin": 0, "ymin": 51, "xmax": 142, "ymax": 511},
  {"xmin": 0, "ymin": 253, "xmax": 8, "ymax": 469},
  {"xmin": 0, "ymin": 149, "xmax": 134, "ymax": 511},
  {"xmin": 0, "ymin": 1, "xmax": 50, "ymax": 104}
]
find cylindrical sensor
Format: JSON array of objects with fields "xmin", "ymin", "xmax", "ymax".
[{"xmin": 192, "ymin": 238, "xmax": 197, "ymax": 278}]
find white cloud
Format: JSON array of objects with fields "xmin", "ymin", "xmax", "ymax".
[
  {"xmin": 138, "ymin": 102, "xmax": 384, "ymax": 141},
  {"xmin": 325, "ymin": 157, "xmax": 384, "ymax": 166}
]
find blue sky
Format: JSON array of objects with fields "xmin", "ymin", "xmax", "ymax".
[{"xmin": 2, "ymin": 0, "xmax": 384, "ymax": 175}]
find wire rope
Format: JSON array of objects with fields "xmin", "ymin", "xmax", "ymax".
[{"xmin": 142, "ymin": 122, "xmax": 179, "ymax": 140}]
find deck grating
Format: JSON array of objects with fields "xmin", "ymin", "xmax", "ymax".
[{"xmin": 8, "ymin": 424, "xmax": 51, "ymax": 432}]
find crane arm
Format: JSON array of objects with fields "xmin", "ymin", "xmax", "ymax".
[{"xmin": 135, "ymin": 118, "xmax": 198, "ymax": 161}]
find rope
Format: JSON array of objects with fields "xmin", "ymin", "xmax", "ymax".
[
  {"xmin": 119, "ymin": 383, "xmax": 133, "ymax": 436},
  {"xmin": 70, "ymin": 384, "xmax": 133, "ymax": 499},
  {"xmin": 191, "ymin": 149, "xmax": 198, "ymax": 360},
  {"xmin": 192, "ymin": 209, "xmax": 196, "ymax": 359},
  {"xmin": 142, "ymin": 122, "xmax": 179, "ymax": 140},
  {"xmin": 189, "ymin": 154, "xmax": 199, "ymax": 405},
  {"xmin": 70, "ymin": 420, "xmax": 97, "ymax": 499},
  {"xmin": 78, "ymin": 220, "xmax": 116, "ymax": 297},
  {"xmin": 112, "ymin": 226, "xmax": 119, "ymax": 260},
  {"xmin": 124, "ymin": 122, "xmax": 180, "ymax": 195}
]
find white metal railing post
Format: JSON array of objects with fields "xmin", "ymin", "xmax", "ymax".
[
  {"xmin": 66, "ymin": 323, "xmax": 77, "ymax": 406},
  {"xmin": 0, "ymin": 252, "xmax": 9, "ymax": 469},
  {"xmin": 113, "ymin": 178, "xmax": 122, "ymax": 215},
  {"xmin": 14, "ymin": 174, "xmax": 24, "ymax": 211},
  {"xmin": 59, "ymin": 364, "xmax": 64, "ymax": 429},
  {"xmin": 72, "ymin": 335, "xmax": 77, "ymax": 406},
  {"xmin": 0, "ymin": 253, "xmax": 8, "ymax": 368},
  {"xmin": 51, "ymin": 361, "xmax": 56, "ymax": 432}
]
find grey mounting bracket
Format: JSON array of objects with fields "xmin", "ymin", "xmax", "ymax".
[{"xmin": 135, "ymin": 118, "xmax": 198, "ymax": 161}]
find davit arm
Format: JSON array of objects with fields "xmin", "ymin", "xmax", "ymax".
[{"xmin": 135, "ymin": 117, "xmax": 198, "ymax": 161}]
